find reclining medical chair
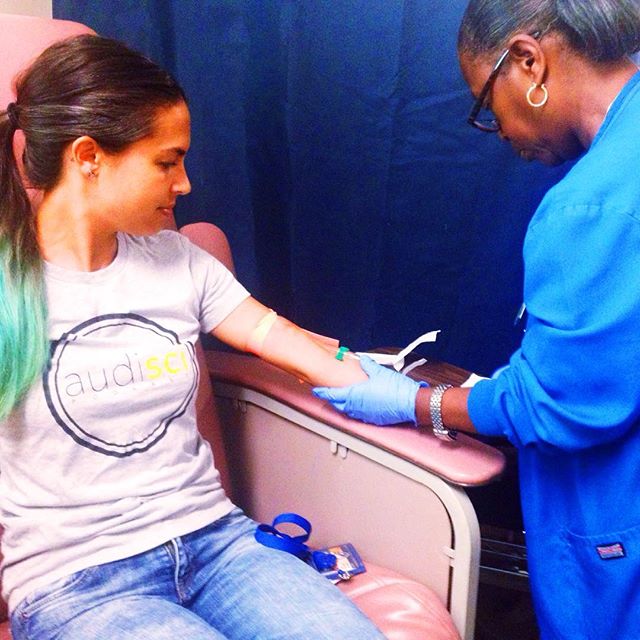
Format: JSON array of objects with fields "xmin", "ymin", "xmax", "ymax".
[{"xmin": 0, "ymin": 14, "xmax": 505, "ymax": 640}]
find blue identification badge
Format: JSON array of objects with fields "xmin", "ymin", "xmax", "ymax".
[
  {"xmin": 254, "ymin": 513, "xmax": 366, "ymax": 582},
  {"xmin": 308, "ymin": 543, "xmax": 366, "ymax": 583}
]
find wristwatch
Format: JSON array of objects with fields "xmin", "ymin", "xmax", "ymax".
[{"xmin": 429, "ymin": 384, "xmax": 458, "ymax": 441}]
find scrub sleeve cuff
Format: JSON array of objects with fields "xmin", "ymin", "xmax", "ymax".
[{"xmin": 467, "ymin": 378, "xmax": 508, "ymax": 438}]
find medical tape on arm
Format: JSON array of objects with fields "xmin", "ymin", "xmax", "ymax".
[{"xmin": 246, "ymin": 309, "xmax": 278, "ymax": 356}]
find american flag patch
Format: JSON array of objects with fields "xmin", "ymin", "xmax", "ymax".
[{"xmin": 596, "ymin": 542, "xmax": 626, "ymax": 560}]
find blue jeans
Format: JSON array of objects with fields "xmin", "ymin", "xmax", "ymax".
[{"xmin": 10, "ymin": 509, "xmax": 384, "ymax": 639}]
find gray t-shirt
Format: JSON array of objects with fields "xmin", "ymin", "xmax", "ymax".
[{"xmin": 0, "ymin": 230, "xmax": 250, "ymax": 610}]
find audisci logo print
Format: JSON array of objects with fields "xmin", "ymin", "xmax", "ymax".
[{"xmin": 44, "ymin": 313, "xmax": 198, "ymax": 457}]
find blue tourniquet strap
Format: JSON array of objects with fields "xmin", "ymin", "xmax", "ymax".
[{"xmin": 254, "ymin": 512, "xmax": 312, "ymax": 559}]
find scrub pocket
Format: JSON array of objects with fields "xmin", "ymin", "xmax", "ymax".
[{"xmin": 563, "ymin": 522, "xmax": 640, "ymax": 640}]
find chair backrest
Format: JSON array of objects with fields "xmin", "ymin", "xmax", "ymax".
[
  {"xmin": 0, "ymin": 14, "xmax": 95, "ymax": 108},
  {"xmin": 179, "ymin": 222, "xmax": 236, "ymax": 275},
  {"xmin": 1, "ymin": 13, "xmax": 95, "ymax": 206}
]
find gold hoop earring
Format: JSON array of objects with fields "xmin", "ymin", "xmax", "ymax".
[{"xmin": 526, "ymin": 82, "xmax": 548, "ymax": 108}]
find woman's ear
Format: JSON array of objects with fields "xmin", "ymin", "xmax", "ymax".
[
  {"xmin": 507, "ymin": 33, "xmax": 547, "ymax": 84},
  {"xmin": 70, "ymin": 136, "xmax": 102, "ymax": 179}
]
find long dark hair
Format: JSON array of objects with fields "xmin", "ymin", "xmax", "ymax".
[
  {"xmin": 458, "ymin": 0, "xmax": 640, "ymax": 60},
  {"xmin": 0, "ymin": 35, "xmax": 186, "ymax": 419}
]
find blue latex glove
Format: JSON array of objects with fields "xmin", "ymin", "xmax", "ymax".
[{"xmin": 313, "ymin": 355, "xmax": 426, "ymax": 426}]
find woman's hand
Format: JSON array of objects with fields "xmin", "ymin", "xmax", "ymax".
[{"xmin": 313, "ymin": 355, "xmax": 426, "ymax": 426}]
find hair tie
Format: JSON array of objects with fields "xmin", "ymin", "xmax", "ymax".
[{"xmin": 6, "ymin": 102, "xmax": 20, "ymax": 129}]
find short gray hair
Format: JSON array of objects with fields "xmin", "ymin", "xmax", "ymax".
[{"xmin": 458, "ymin": 0, "xmax": 640, "ymax": 62}]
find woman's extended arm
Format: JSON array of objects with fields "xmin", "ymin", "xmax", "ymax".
[
  {"xmin": 215, "ymin": 297, "xmax": 477, "ymax": 432},
  {"xmin": 211, "ymin": 296, "xmax": 368, "ymax": 387}
]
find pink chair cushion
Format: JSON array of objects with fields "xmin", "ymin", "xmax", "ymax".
[
  {"xmin": 338, "ymin": 562, "xmax": 461, "ymax": 640},
  {"xmin": 0, "ymin": 15, "xmax": 94, "ymax": 107},
  {"xmin": 0, "ymin": 15, "xmax": 95, "ymax": 206},
  {"xmin": 180, "ymin": 222, "xmax": 235, "ymax": 274}
]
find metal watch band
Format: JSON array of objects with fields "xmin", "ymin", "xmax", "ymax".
[{"xmin": 429, "ymin": 383, "xmax": 458, "ymax": 441}]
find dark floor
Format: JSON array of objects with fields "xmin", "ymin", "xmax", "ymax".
[{"xmin": 475, "ymin": 582, "xmax": 539, "ymax": 640}]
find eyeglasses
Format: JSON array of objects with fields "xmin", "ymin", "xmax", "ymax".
[
  {"xmin": 467, "ymin": 47, "xmax": 510, "ymax": 133},
  {"xmin": 467, "ymin": 30, "xmax": 543, "ymax": 133}
]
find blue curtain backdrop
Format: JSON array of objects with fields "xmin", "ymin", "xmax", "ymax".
[{"xmin": 53, "ymin": 0, "xmax": 567, "ymax": 376}]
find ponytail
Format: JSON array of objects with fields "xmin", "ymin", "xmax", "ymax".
[{"xmin": 0, "ymin": 110, "xmax": 48, "ymax": 420}]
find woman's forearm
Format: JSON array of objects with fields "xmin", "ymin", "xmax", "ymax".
[
  {"xmin": 212, "ymin": 297, "xmax": 367, "ymax": 387},
  {"xmin": 259, "ymin": 315, "xmax": 367, "ymax": 386}
]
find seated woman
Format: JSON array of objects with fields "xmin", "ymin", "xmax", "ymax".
[{"xmin": 0, "ymin": 35, "xmax": 382, "ymax": 640}]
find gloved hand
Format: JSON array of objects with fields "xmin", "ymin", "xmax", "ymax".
[{"xmin": 313, "ymin": 355, "xmax": 427, "ymax": 426}]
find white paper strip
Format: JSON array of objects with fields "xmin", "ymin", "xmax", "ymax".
[
  {"xmin": 355, "ymin": 329, "xmax": 440, "ymax": 371},
  {"xmin": 461, "ymin": 373, "xmax": 488, "ymax": 387}
]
